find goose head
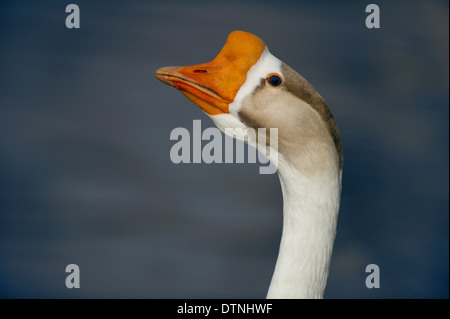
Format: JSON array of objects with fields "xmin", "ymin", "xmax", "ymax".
[{"xmin": 155, "ymin": 30, "xmax": 342, "ymax": 177}]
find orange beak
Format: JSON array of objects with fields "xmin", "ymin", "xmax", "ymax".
[{"xmin": 154, "ymin": 31, "xmax": 266, "ymax": 115}]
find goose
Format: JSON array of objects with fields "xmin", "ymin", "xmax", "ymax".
[{"xmin": 154, "ymin": 30, "xmax": 343, "ymax": 299}]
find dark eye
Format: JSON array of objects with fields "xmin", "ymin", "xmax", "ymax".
[{"xmin": 266, "ymin": 74, "xmax": 283, "ymax": 87}]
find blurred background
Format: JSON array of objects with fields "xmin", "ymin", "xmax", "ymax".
[{"xmin": 0, "ymin": 0, "xmax": 448, "ymax": 298}]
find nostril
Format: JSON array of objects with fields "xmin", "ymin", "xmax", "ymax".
[{"xmin": 193, "ymin": 69, "xmax": 207, "ymax": 73}]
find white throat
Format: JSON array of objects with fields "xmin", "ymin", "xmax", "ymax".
[{"xmin": 266, "ymin": 157, "xmax": 342, "ymax": 299}]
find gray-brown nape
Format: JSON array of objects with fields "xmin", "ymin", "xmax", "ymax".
[{"xmin": 281, "ymin": 63, "xmax": 343, "ymax": 170}]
